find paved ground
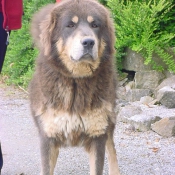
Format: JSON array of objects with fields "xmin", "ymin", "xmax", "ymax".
[{"xmin": 0, "ymin": 84, "xmax": 175, "ymax": 175}]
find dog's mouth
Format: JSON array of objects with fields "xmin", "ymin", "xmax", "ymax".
[
  {"xmin": 80, "ymin": 53, "xmax": 94, "ymax": 60},
  {"xmin": 71, "ymin": 53, "xmax": 95, "ymax": 63}
]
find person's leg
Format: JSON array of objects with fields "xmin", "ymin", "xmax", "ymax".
[
  {"xmin": 0, "ymin": 143, "xmax": 3, "ymax": 175},
  {"xmin": 0, "ymin": 12, "xmax": 8, "ymax": 73}
]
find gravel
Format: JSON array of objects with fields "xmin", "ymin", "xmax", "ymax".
[{"xmin": 0, "ymin": 84, "xmax": 175, "ymax": 175}]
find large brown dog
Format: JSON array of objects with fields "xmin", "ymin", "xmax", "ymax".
[{"xmin": 29, "ymin": 0, "xmax": 120, "ymax": 174}]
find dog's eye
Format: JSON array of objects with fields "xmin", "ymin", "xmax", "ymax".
[
  {"xmin": 91, "ymin": 23, "xmax": 98, "ymax": 28},
  {"xmin": 67, "ymin": 22, "xmax": 75, "ymax": 28}
]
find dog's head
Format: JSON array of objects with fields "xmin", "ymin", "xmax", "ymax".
[{"xmin": 33, "ymin": 0, "xmax": 115, "ymax": 78}]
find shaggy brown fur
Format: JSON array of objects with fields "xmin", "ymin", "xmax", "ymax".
[{"xmin": 29, "ymin": 0, "xmax": 120, "ymax": 174}]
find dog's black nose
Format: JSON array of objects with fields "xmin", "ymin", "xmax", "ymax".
[{"xmin": 81, "ymin": 38, "xmax": 95, "ymax": 49}]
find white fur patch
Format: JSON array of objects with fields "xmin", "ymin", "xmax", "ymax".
[
  {"xmin": 67, "ymin": 32, "xmax": 98, "ymax": 61},
  {"xmin": 40, "ymin": 103, "xmax": 112, "ymax": 144}
]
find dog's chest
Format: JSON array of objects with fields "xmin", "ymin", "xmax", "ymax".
[{"xmin": 40, "ymin": 105, "xmax": 112, "ymax": 144}]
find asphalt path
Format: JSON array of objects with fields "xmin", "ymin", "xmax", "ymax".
[{"xmin": 0, "ymin": 84, "xmax": 175, "ymax": 175}]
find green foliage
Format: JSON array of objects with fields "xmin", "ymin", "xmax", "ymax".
[
  {"xmin": 99, "ymin": 0, "xmax": 108, "ymax": 5},
  {"xmin": 108, "ymin": 0, "xmax": 175, "ymax": 72},
  {"xmin": 2, "ymin": 0, "xmax": 55, "ymax": 87}
]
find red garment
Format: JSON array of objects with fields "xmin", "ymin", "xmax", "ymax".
[
  {"xmin": 0, "ymin": 0, "xmax": 2, "ymax": 12},
  {"xmin": 1, "ymin": 0, "xmax": 23, "ymax": 30},
  {"xmin": 56, "ymin": 0, "xmax": 61, "ymax": 2}
]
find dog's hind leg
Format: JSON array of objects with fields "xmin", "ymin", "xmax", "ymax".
[
  {"xmin": 86, "ymin": 134, "xmax": 107, "ymax": 175},
  {"xmin": 106, "ymin": 125, "xmax": 120, "ymax": 175},
  {"xmin": 40, "ymin": 136, "xmax": 59, "ymax": 175}
]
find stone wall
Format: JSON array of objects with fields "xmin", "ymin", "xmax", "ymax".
[
  {"xmin": 117, "ymin": 48, "xmax": 175, "ymax": 137},
  {"xmin": 119, "ymin": 48, "xmax": 175, "ymax": 107}
]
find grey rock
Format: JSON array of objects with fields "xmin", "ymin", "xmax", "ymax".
[
  {"xmin": 128, "ymin": 115, "xmax": 161, "ymax": 131},
  {"xmin": 148, "ymin": 99, "xmax": 160, "ymax": 105},
  {"xmin": 118, "ymin": 72, "xmax": 128, "ymax": 81},
  {"xmin": 117, "ymin": 99, "xmax": 130, "ymax": 107},
  {"xmin": 118, "ymin": 78, "xmax": 128, "ymax": 86},
  {"xmin": 117, "ymin": 105, "xmax": 142, "ymax": 122},
  {"xmin": 155, "ymin": 75, "xmax": 175, "ymax": 96},
  {"xmin": 122, "ymin": 48, "xmax": 175, "ymax": 72},
  {"xmin": 125, "ymin": 124, "xmax": 136, "ymax": 132},
  {"xmin": 151, "ymin": 116, "xmax": 175, "ymax": 137},
  {"xmin": 117, "ymin": 86, "xmax": 127, "ymax": 100},
  {"xmin": 140, "ymin": 96, "xmax": 154, "ymax": 105},
  {"xmin": 135, "ymin": 70, "xmax": 165, "ymax": 90},
  {"xmin": 157, "ymin": 86, "xmax": 175, "ymax": 108},
  {"xmin": 126, "ymin": 89, "xmax": 152, "ymax": 102},
  {"xmin": 164, "ymin": 71, "xmax": 175, "ymax": 78},
  {"xmin": 122, "ymin": 48, "xmax": 152, "ymax": 71},
  {"xmin": 125, "ymin": 81, "xmax": 135, "ymax": 92}
]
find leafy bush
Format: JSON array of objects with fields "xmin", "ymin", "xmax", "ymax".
[
  {"xmin": 2, "ymin": 0, "xmax": 55, "ymax": 87},
  {"xmin": 99, "ymin": 0, "xmax": 108, "ymax": 5},
  {"xmin": 108, "ymin": 0, "xmax": 175, "ymax": 72}
]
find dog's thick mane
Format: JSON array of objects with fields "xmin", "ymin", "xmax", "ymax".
[
  {"xmin": 31, "ymin": 52, "xmax": 116, "ymax": 122},
  {"xmin": 30, "ymin": 0, "xmax": 117, "ymax": 122}
]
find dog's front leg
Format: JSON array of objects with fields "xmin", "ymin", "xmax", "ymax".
[
  {"xmin": 40, "ymin": 135, "xmax": 59, "ymax": 175},
  {"xmin": 87, "ymin": 134, "xmax": 107, "ymax": 175},
  {"xmin": 106, "ymin": 125, "xmax": 120, "ymax": 175}
]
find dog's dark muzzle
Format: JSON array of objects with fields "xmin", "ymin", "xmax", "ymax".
[
  {"xmin": 81, "ymin": 38, "xmax": 95, "ymax": 50},
  {"xmin": 80, "ymin": 38, "xmax": 95, "ymax": 61}
]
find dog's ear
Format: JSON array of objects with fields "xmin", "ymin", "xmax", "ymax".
[
  {"xmin": 39, "ymin": 11, "xmax": 57, "ymax": 56},
  {"xmin": 31, "ymin": 4, "xmax": 57, "ymax": 55}
]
